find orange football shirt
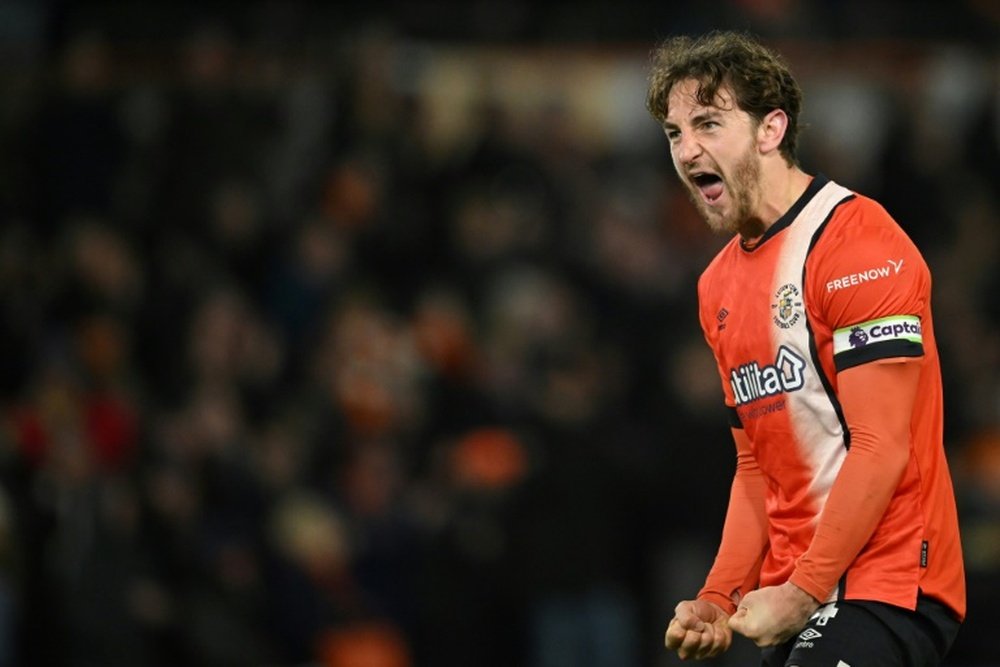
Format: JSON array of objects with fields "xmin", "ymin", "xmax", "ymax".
[{"xmin": 695, "ymin": 175, "xmax": 965, "ymax": 619}]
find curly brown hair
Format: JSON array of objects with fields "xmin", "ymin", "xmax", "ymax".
[{"xmin": 646, "ymin": 31, "xmax": 803, "ymax": 165}]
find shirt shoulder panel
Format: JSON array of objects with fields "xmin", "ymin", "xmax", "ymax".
[{"xmin": 806, "ymin": 195, "xmax": 930, "ymax": 370}]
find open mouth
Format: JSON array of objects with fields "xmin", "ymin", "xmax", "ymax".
[{"xmin": 690, "ymin": 172, "xmax": 724, "ymax": 203}]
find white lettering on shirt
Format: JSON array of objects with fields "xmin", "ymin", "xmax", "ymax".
[{"xmin": 825, "ymin": 259, "xmax": 903, "ymax": 293}]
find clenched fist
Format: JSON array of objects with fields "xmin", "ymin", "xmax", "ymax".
[
  {"xmin": 727, "ymin": 582, "xmax": 819, "ymax": 647},
  {"xmin": 664, "ymin": 598, "xmax": 733, "ymax": 660}
]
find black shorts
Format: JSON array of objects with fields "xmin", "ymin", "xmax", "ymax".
[{"xmin": 760, "ymin": 595, "xmax": 960, "ymax": 667}]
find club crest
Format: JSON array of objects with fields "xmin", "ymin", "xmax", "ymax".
[{"xmin": 771, "ymin": 283, "xmax": 803, "ymax": 329}]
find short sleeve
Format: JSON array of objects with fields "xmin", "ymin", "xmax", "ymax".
[{"xmin": 807, "ymin": 196, "xmax": 930, "ymax": 373}]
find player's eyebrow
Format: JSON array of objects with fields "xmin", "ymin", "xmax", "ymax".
[
  {"xmin": 691, "ymin": 109, "xmax": 723, "ymax": 125},
  {"xmin": 664, "ymin": 108, "xmax": 723, "ymax": 131}
]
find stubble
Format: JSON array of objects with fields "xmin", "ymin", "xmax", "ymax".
[{"xmin": 687, "ymin": 141, "xmax": 765, "ymax": 239}]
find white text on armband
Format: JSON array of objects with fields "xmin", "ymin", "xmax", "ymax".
[{"xmin": 832, "ymin": 314, "xmax": 922, "ymax": 355}]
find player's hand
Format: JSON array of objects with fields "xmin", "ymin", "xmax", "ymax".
[
  {"xmin": 727, "ymin": 581, "xmax": 819, "ymax": 647},
  {"xmin": 664, "ymin": 598, "xmax": 732, "ymax": 660}
]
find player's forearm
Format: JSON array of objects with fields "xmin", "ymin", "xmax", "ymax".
[
  {"xmin": 789, "ymin": 436, "xmax": 908, "ymax": 601},
  {"xmin": 698, "ymin": 428, "xmax": 770, "ymax": 613},
  {"xmin": 790, "ymin": 358, "xmax": 919, "ymax": 601}
]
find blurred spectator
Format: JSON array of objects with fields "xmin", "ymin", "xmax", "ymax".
[{"xmin": 29, "ymin": 31, "xmax": 123, "ymax": 235}]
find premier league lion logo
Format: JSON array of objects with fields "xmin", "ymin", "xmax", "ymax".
[{"xmin": 848, "ymin": 326, "xmax": 869, "ymax": 348}]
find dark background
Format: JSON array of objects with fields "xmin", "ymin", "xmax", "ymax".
[{"xmin": 0, "ymin": 1, "xmax": 997, "ymax": 665}]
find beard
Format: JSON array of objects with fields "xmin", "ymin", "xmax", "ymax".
[{"xmin": 686, "ymin": 141, "xmax": 764, "ymax": 238}]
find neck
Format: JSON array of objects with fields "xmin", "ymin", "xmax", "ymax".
[{"xmin": 739, "ymin": 165, "xmax": 812, "ymax": 242}]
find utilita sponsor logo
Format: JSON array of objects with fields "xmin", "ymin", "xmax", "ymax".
[
  {"xmin": 729, "ymin": 345, "xmax": 806, "ymax": 406},
  {"xmin": 826, "ymin": 258, "xmax": 903, "ymax": 293}
]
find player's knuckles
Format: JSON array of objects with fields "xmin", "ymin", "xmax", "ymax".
[
  {"xmin": 683, "ymin": 629, "xmax": 702, "ymax": 645},
  {"xmin": 676, "ymin": 612, "xmax": 702, "ymax": 630},
  {"xmin": 699, "ymin": 636, "xmax": 725, "ymax": 659},
  {"xmin": 715, "ymin": 626, "xmax": 733, "ymax": 652},
  {"xmin": 670, "ymin": 631, "xmax": 689, "ymax": 655},
  {"xmin": 696, "ymin": 627, "xmax": 714, "ymax": 653},
  {"xmin": 701, "ymin": 627, "xmax": 731, "ymax": 659},
  {"xmin": 681, "ymin": 630, "xmax": 705, "ymax": 655},
  {"xmin": 674, "ymin": 601, "xmax": 696, "ymax": 617}
]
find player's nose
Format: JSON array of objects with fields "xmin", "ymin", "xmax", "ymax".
[{"xmin": 672, "ymin": 132, "xmax": 702, "ymax": 165}]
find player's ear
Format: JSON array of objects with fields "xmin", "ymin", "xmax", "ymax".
[{"xmin": 756, "ymin": 108, "xmax": 788, "ymax": 155}]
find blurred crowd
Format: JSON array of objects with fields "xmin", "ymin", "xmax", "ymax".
[{"xmin": 0, "ymin": 3, "xmax": 997, "ymax": 666}]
